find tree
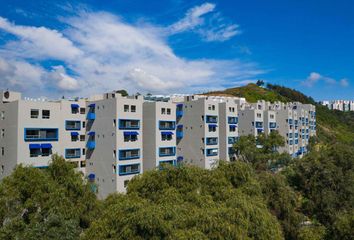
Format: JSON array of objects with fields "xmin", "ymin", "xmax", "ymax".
[
  {"xmin": 256, "ymin": 79, "xmax": 265, "ymax": 87},
  {"xmin": 82, "ymin": 162, "xmax": 283, "ymax": 239},
  {"xmin": 0, "ymin": 154, "xmax": 99, "ymax": 240},
  {"xmin": 115, "ymin": 89, "xmax": 128, "ymax": 97}
]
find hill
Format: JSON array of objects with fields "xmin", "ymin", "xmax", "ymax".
[{"xmin": 206, "ymin": 83, "xmax": 354, "ymax": 146}]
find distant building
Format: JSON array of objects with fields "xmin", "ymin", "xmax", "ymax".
[{"xmin": 320, "ymin": 100, "xmax": 354, "ymax": 111}]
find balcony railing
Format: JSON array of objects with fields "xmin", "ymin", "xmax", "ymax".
[
  {"xmin": 87, "ymin": 141, "xmax": 95, "ymax": 150},
  {"xmin": 206, "ymin": 137, "xmax": 218, "ymax": 145},
  {"xmin": 87, "ymin": 112, "xmax": 96, "ymax": 120}
]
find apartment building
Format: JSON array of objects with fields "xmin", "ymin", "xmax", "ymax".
[
  {"xmin": 321, "ymin": 100, "xmax": 354, "ymax": 111},
  {"xmin": 0, "ymin": 90, "xmax": 86, "ymax": 180},
  {"xmin": 238, "ymin": 100, "xmax": 277, "ymax": 137},
  {"xmin": 173, "ymin": 95, "xmax": 221, "ymax": 169},
  {"xmin": 85, "ymin": 92, "xmax": 144, "ymax": 198},
  {"xmin": 143, "ymin": 100, "xmax": 177, "ymax": 171}
]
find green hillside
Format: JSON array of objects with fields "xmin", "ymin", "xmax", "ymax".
[{"xmin": 208, "ymin": 83, "xmax": 354, "ymax": 146}]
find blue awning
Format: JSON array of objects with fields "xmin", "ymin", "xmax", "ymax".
[
  {"xmin": 209, "ymin": 124, "xmax": 218, "ymax": 127},
  {"xmin": 71, "ymin": 103, "xmax": 80, "ymax": 108},
  {"xmin": 177, "ymin": 124, "xmax": 183, "ymax": 128},
  {"xmin": 177, "ymin": 156, "xmax": 184, "ymax": 161},
  {"xmin": 41, "ymin": 143, "xmax": 52, "ymax": 149},
  {"xmin": 88, "ymin": 173, "xmax": 95, "ymax": 180},
  {"xmin": 71, "ymin": 132, "xmax": 79, "ymax": 136},
  {"xmin": 176, "ymin": 103, "xmax": 183, "ymax": 107},
  {"xmin": 123, "ymin": 131, "xmax": 139, "ymax": 136},
  {"xmin": 88, "ymin": 103, "xmax": 96, "ymax": 108},
  {"xmin": 88, "ymin": 131, "xmax": 95, "ymax": 136},
  {"xmin": 161, "ymin": 131, "xmax": 174, "ymax": 135},
  {"xmin": 29, "ymin": 144, "xmax": 41, "ymax": 149},
  {"xmin": 229, "ymin": 124, "xmax": 237, "ymax": 128}
]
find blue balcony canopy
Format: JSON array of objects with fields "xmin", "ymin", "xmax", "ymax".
[
  {"xmin": 88, "ymin": 131, "xmax": 95, "ymax": 136},
  {"xmin": 161, "ymin": 131, "xmax": 174, "ymax": 135},
  {"xmin": 88, "ymin": 173, "xmax": 95, "ymax": 180},
  {"xmin": 209, "ymin": 124, "xmax": 218, "ymax": 127},
  {"xmin": 177, "ymin": 156, "xmax": 184, "ymax": 161},
  {"xmin": 176, "ymin": 103, "xmax": 183, "ymax": 107},
  {"xmin": 177, "ymin": 124, "xmax": 183, "ymax": 128},
  {"xmin": 123, "ymin": 131, "xmax": 139, "ymax": 136},
  {"xmin": 71, "ymin": 132, "xmax": 79, "ymax": 136},
  {"xmin": 88, "ymin": 103, "xmax": 96, "ymax": 108},
  {"xmin": 41, "ymin": 143, "xmax": 52, "ymax": 149},
  {"xmin": 29, "ymin": 144, "xmax": 41, "ymax": 149},
  {"xmin": 229, "ymin": 124, "xmax": 237, "ymax": 128},
  {"xmin": 71, "ymin": 103, "xmax": 80, "ymax": 108}
]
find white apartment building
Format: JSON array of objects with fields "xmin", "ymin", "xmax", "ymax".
[
  {"xmin": 85, "ymin": 92, "xmax": 144, "ymax": 198},
  {"xmin": 0, "ymin": 91, "xmax": 86, "ymax": 180},
  {"xmin": 143, "ymin": 100, "xmax": 177, "ymax": 171},
  {"xmin": 0, "ymin": 89, "xmax": 316, "ymax": 198},
  {"xmin": 173, "ymin": 95, "xmax": 221, "ymax": 169},
  {"xmin": 321, "ymin": 100, "xmax": 354, "ymax": 111}
]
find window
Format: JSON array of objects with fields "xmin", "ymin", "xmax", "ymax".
[
  {"xmin": 1, "ymin": 129, "xmax": 4, "ymax": 138},
  {"xmin": 42, "ymin": 110, "xmax": 50, "ymax": 119},
  {"xmin": 82, "ymin": 149, "xmax": 86, "ymax": 155},
  {"xmin": 80, "ymin": 135, "xmax": 85, "ymax": 141},
  {"xmin": 161, "ymin": 132, "xmax": 173, "ymax": 141},
  {"xmin": 212, "ymin": 105, "xmax": 215, "ymax": 110},
  {"xmin": 30, "ymin": 109, "xmax": 39, "ymax": 119},
  {"xmin": 208, "ymin": 104, "xmax": 212, "ymax": 110},
  {"xmin": 229, "ymin": 125, "xmax": 237, "ymax": 132},
  {"xmin": 228, "ymin": 117, "xmax": 238, "ymax": 124},
  {"xmin": 119, "ymin": 149, "xmax": 140, "ymax": 160},
  {"xmin": 124, "ymin": 133, "xmax": 138, "ymax": 142},
  {"xmin": 167, "ymin": 108, "xmax": 171, "ymax": 115},
  {"xmin": 30, "ymin": 148, "xmax": 40, "ymax": 157},
  {"xmin": 1, "ymin": 147, "xmax": 4, "ymax": 156},
  {"xmin": 256, "ymin": 113, "xmax": 262, "ymax": 118},
  {"xmin": 208, "ymin": 125, "xmax": 217, "ymax": 132},
  {"xmin": 41, "ymin": 147, "xmax": 51, "ymax": 156},
  {"xmin": 82, "ymin": 121, "xmax": 86, "ymax": 128},
  {"xmin": 113, "ymin": 119, "xmax": 116, "ymax": 127},
  {"xmin": 131, "ymin": 105, "xmax": 136, "ymax": 112},
  {"xmin": 119, "ymin": 164, "xmax": 140, "ymax": 176},
  {"xmin": 228, "ymin": 137, "xmax": 238, "ymax": 144},
  {"xmin": 124, "ymin": 105, "xmax": 129, "ymax": 112},
  {"xmin": 80, "ymin": 161, "xmax": 86, "ymax": 168},
  {"xmin": 0, "ymin": 111, "xmax": 4, "ymax": 120},
  {"xmin": 159, "ymin": 147, "xmax": 176, "ymax": 157},
  {"xmin": 161, "ymin": 108, "xmax": 166, "ymax": 114},
  {"xmin": 270, "ymin": 114, "xmax": 275, "ymax": 119},
  {"xmin": 71, "ymin": 134, "xmax": 78, "ymax": 142},
  {"xmin": 71, "ymin": 107, "xmax": 79, "ymax": 114},
  {"xmin": 80, "ymin": 108, "xmax": 85, "ymax": 114}
]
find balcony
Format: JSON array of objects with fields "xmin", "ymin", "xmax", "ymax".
[
  {"xmin": 65, "ymin": 121, "xmax": 81, "ymax": 130},
  {"xmin": 118, "ymin": 163, "xmax": 140, "ymax": 176},
  {"xmin": 206, "ymin": 115, "xmax": 218, "ymax": 123},
  {"xmin": 119, "ymin": 119, "xmax": 140, "ymax": 130},
  {"xmin": 228, "ymin": 137, "xmax": 238, "ymax": 144},
  {"xmin": 269, "ymin": 122, "xmax": 277, "ymax": 129},
  {"xmin": 176, "ymin": 110, "xmax": 183, "ymax": 118},
  {"xmin": 255, "ymin": 121, "xmax": 263, "ymax": 129},
  {"xmin": 206, "ymin": 137, "xmax": 218, "ymax": 145},
  {"xmin": 228, "ymin": 117, "xmax": 238, "ymax": 124},
  {"xmin": 87, "ymin": 112, "xmax": 96, "ymax": 120},
  {"xmin": 206, "ymin": 148, "xmax": 218, "ymax": 156},
  {"xmin": 87, "ymin": 141, "xmax": 96, "ymax": 150},
  {"xmin": 25, "ymin": 128, "xmax": 58, "ymax": 141},
  {"xmin": 65, "ymin": 148, "xmax": 81, "ymax": 159},
  {"xmin": 159, "ymin": 147, "xmax": 176, "ymax": 157},
  {"xmin": 159, "ymin": 121, "xmax": 175, "ymax": 130},
  {"xmin": 176, "ymin": 130, "xmax": 183, "ymax": 139},
  {"xmin": 119, "ymin": 149, "xmax": 140, "ymax": 160}
]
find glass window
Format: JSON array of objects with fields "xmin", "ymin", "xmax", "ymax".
[
  {"xmin": 1, "ymin": 111, "xmax": 5, "ymax": 120},
  {"xmin": 161, "ymin": 108, "xmax": 166, "ymax": 114},
  {"xmin": 124, "ymin": 105, "xmax": 129, "ymax": 112},
  {"xmin": 42, "ymin": 110, "xmax": 50, "ymax": 119},
  {"xmin": 30, "ymin": 148, "xmax": 40, "ymax": 157},
  {"xmin": 30, "ymin": 109, "xmax": 39, "ymax": 119},
  {"xmin": 167, "ymin": 108, "xmax": 171, "ymax": 115},
  {"xmin": 131, "ymin": 105, "xmax": 136, "ymax": 112},
  {"xmin": 80, "ymin": 108, "xmax": 85, "ymax": 114},
  {"xmin": 1, "ymin": 129, "xmax": 4, "ymax": 138},
  {"xmin": 80, "ymin": 135, "xmax": 85, "ymax": 141}
]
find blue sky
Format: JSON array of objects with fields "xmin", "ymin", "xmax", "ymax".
[{"xmin": 0, "ymin": 0, "xmax": 353, "ymax": 100}]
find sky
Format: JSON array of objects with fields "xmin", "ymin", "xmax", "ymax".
[{"xmin": 0, "ymin": 0, "xmax": 353, "ymax": 100}]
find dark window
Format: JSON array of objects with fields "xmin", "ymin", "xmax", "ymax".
[
  {"xmin": 42, "ymin": 110, "xmax": 50, "ymax": 119},
  {"xmin": 30, "ymin": 109, "xmax": 39, "ymax": 119}
]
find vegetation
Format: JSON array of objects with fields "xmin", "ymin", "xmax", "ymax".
[{"xmin": 0, "ymin": 84, "xmax": 352, "ymax": 239}]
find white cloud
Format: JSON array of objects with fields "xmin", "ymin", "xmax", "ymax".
[
  {"xmin": 169, "ymin": 3, "xmax": 215, "ymax": 34},
  {"xmin": 302, "ymin": 72, "xmax": 348, "ymax": 88},
  {"xmin": 0, "ymin": 16, "xmax": 82, "ymax": 61},
  {"xmin": 168, "ymin": 2, "xmax": 240, "ymax": 42},
  {"xmin": 340, "ymin": 78, "xmax": 349, "ymax": 87},
  {"xmin": 0, "ymin": 8, "xmax": 262, "ymax": 97}
]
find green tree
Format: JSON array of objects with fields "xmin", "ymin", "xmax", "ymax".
[
  {"xmin": 115, "ymin": 89, "xmax": 128, "ymax": 96},
  {"xmin": 0, "ymin": 154, "xmax": 99, "ymax": 240}
]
